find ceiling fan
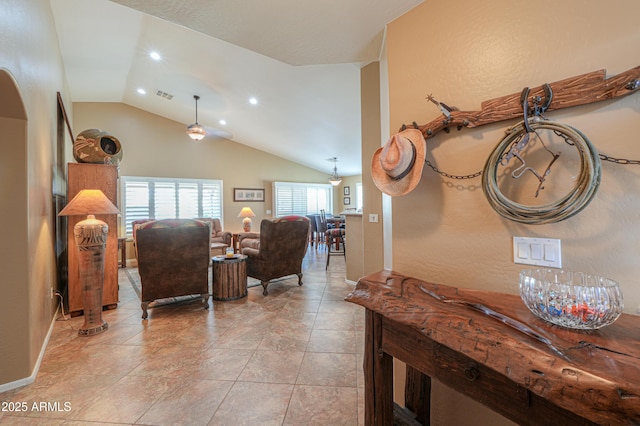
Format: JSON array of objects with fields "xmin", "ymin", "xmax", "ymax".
[{"xmin": 186, "ymin": 95, "xmax": 233, "ymax": 141}]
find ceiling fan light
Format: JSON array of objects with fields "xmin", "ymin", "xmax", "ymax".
[{"xmin": 186, "ymin": 123, "xmax": 206, "ymax": 141}]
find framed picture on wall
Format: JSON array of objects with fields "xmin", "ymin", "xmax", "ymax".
[
  {"xmin": 343, "ymin": 186, "xmax": 350, "ymax": 196},
  {"xmin": 344, "ymin": 197, "xmax": 351, "ymax": 205},
  {"xmin": 234, "ymin": 188, "xmax": 265, "ymax": 202}
]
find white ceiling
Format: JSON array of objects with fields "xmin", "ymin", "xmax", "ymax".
[{"xmin": 50, "ymin": 0, "xmax": 423, "ymax": 177}]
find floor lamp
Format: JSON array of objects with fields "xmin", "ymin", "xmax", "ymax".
[{"xmin": 59, "ymin": 189, "xmax": 120, "ymax": 336}]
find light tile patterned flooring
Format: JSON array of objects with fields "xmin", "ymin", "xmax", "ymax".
[{"xmin": 0, "ymin": 247, "xmax": 365, "ymax": 425}]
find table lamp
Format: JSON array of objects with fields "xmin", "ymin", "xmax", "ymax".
[
  {"xmin": 238, "ymin": 207, "xmax": 256, "ymax": 232},
  {"xmin": 59, "ymin": 189, "xmax": 120, "ymax": 336}
]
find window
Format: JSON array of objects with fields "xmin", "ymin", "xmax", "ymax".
[
  {"xmin": 121, "ymin": 176, "xmax": 223, "ymax": 237},
  {"xmin": 273, "ymin": 181, "xmax": 333, "ymax": 216},
  {"xmin": 355, "ymin": 182, "xmax": 363, "ymax": 211}
]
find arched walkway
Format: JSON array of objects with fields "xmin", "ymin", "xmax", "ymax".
[{"xmin": 0, "ymin": 69, "xmax": 30, "ymax": 386}]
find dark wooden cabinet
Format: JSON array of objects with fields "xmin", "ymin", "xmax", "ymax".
[{"xmin": 67, "ymin": 163, "xmax": 119, "ymax": 314}]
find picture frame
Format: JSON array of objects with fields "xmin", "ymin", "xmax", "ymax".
[
  {"xmin": 344, "ymin": 197, "xmax": 351, "ymax": 205},
  {"xmin": 343, "ymin": 186, "xmax": 350, "ymax": 196},
  {"xmin": 234, "ymin": 188, "xmax": 265, "ymax": 202}
]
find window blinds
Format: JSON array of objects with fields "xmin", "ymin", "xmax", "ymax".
[{"xmin": 121, "ymin": 176, "xmax": 223, "ymax": 236}]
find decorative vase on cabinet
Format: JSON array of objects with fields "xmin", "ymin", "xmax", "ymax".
[{"xmin": 67, "ymin": 163, "xmax": 119, "ymax": 314}]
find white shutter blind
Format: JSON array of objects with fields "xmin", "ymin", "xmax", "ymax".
[
  {"xmin": 273, "ymin": 182, "xmax": 333, "ymax": 216},
  {"xmin": 154, "ymin": 182, "xmax": 177, "ymax": 219},
  {"xmin": 122, "ymin": 177, "xmax": 223, "ymax": 237},
  {"xmin": 123, "ymin": 181, "xmax": 150, "ymax": 236},
  {"xmin": 202, "ymin": 183, "xmax": 222, "ymax": 218},
  {"xmin": 178, "ymin": 182, "xmax": 199, "ymax": 218}
]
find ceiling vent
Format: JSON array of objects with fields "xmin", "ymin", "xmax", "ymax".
[{"xmin": 155, "ymin": 90, "xmax": 173, "ymax": 100}]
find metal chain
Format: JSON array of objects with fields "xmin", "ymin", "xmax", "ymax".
[
  {"xmin": 598, "ymin": 154, "xmax": 640, "ymax": 165},
  {"xmin": 424, "ymin": 160, "xmax": 482, "ymax": 180},
  {"xmin": 553, "ymin": 128, "xmax": 640, "ymax": 165},
  {"xmin": 426, "ymin": 130, "xmax": 640, "ymax": 180}
]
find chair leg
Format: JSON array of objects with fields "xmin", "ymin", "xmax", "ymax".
[
  {"xmin": 297, "ymin": 273, "xmax": 303, "ymax": 286},
  {"xmin": 261, "ymin": 280, "xmax": 270, "ymax": 296},
  {"xmin": 326, "ymin": 233, "xmax": 345, "ymax": 270},
  {"xmin": 326, "ymin": 238, "xmax": 331, "ymax": 270},
  {"xmin": 201, "ymin": 293, "xmax": 210, "ymax": 310},
  {"xmin": 141, "ymin": 302, "xmax": 149, "ymax": 320}
]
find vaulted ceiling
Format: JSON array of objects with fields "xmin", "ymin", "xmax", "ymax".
[{"xmin": 51, "ymin": 0, "xmax": 423, "ymax": 176}]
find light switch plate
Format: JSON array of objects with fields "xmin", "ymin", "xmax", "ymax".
[
  {"xmin": 369, "ymin": 214, "xmax": 378, "ymax": 223},
  {"xmin": 513, "ymin": 237, "xmax": 562, "ymax": 268}
]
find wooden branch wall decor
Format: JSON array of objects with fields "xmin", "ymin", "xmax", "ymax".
[{"xmin": 406, "ymin": 65, "xmax": 640, "ymax": 139}]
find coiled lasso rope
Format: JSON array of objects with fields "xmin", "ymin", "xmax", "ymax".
[{"xmin": 482, "ymin": 117, "xmax": 601, "ymax": 224}]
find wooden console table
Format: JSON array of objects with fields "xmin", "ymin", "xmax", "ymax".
[{"xmin": 346, "ymin": 270, "xmax": 640, "ymax": 425}]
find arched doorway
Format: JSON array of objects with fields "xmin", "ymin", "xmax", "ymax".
[{"xmin": 0, "ymin": 69, "xmax": 30, "ymax": 386}]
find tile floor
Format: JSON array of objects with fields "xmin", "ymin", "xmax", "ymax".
[{"xmin": 0, "ymin": 247, "xmax": 365, "ymax": 425}]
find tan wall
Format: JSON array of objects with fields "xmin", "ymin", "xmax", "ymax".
[
  {"xmin": 345, "ymin": 214, "xmax": 364, "ymax": 282},
  {"xmin": 361, "ymin": 62, "xmax": 385, "ymax": 276},
  {"xmin": 385, "ymin": 1, "xmax": 640, "ymax": 424},
  {"xmin": 73, "ymin": 102, "xmax": 333, "ymax": 240},
  {"xmin": 0, "ymin": 0, "xmax": 71, "ymax": 387},
  {"xmin": 334, "ymin": 175, "xmax": 361, "ymax": 214}
]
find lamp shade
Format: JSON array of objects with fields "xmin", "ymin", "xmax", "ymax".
[
  {"xmin": 237, "ymin": 207, "xmax": 256, "ymax": 218},
  {"xmin": 59, "ymin": 189, "xmax": 120, "ymax": 216}
]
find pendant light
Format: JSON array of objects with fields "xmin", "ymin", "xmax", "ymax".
[
  {"xmin": 186, "ymin": 95, "xmax": 206, "ymax": 141},
  {"xmin": 328, "ymin": 157, "xmax": 342, "ymax": 186}
]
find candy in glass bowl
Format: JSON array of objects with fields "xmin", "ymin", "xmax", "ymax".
[{"xmin": 519, "ymin": 268, "xmax": 623, "ymax": 330}]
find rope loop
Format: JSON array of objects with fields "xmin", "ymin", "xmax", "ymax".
[{"xmin": 482, "ymin": 118, "xmax": 601, "ymax": 224}]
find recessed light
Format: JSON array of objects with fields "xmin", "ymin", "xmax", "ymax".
[
  {"xmin": 137, "ymin": 88, "xmax": 146, "ymax": 95},
  {"xmin": 249, "ymin": 97, "xmax": 258, "ymax": 105},
  {"xmin": 149, "ymin": 51, "xmax": 161, "ymax": 61},
  {"xmin": 219, "ymin": 119, "xmax": 227, "ymax": 126}
]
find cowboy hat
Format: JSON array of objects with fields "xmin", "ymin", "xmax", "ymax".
[{"xmin": 371, "ymin": 128, "xmax": 426, "ymax": 196}]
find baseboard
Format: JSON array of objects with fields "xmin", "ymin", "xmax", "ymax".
[
  {"xmin": 0, "ymin": 306, "xmax": 58, "ymax": 393},
  {"xmin": 345, "ymin": 279, "xmax": 357, "ymax": 286}
]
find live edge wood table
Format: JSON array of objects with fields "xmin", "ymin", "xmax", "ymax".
[{"xmin": 345, "ymin": 270, "xmax": 640, "ymax": 426}]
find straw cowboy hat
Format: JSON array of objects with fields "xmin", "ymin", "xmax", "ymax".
[{"xmin": 372, "ymin": 128, "xmax": 426, "ymax": 196}]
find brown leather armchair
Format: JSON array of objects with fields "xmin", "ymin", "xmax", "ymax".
[
  {"xmin": 135, "ymin": 219, "xmax": 210, "ymax": 319},
  {"xmin": 241, "ymin": 215, "xmax": 310, "ymax": 296},
  {"xmin": 195, "ymin": 217, "xmax": 232, "ymax": 246}
]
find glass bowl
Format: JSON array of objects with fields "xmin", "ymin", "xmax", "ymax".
[{"xmin": 519, "ymin": 268, "xmax": 623, "ymax": 330}]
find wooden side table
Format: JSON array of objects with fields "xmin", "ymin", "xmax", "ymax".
[
  {"xmin": 232, "ymin": 233, "xmax": 241, "ymax": 253},
  {"xmin": 210, "ymin": 242, "xmax": 228, "ymax": 257},
  {"xmin": 212, "ymin": 254, "xmax": 247, "ymax": 301},
  {"xmin": 117, "ymin": 237, "xmax": 126, "ymax": 268}
]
